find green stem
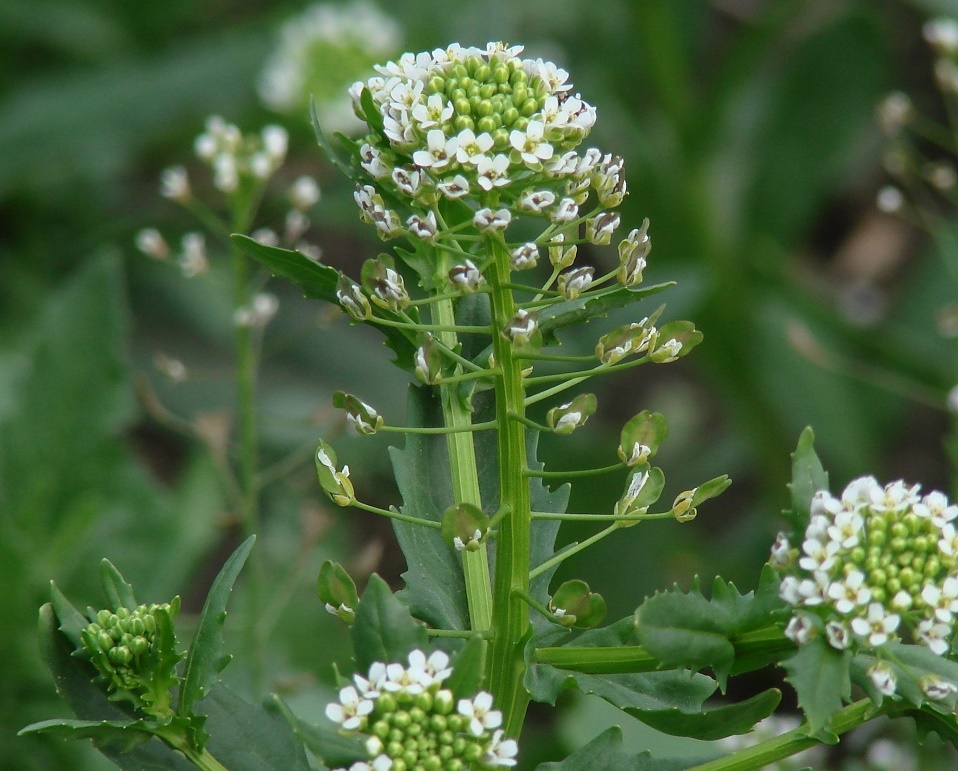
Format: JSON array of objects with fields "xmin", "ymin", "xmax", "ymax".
[
  {"xmin": 432, "ymin": 287, "xmax": 493, "ymax": 633},
  {"xmin": 378, "ymin": 420, "xmax": 497, "ymax": 434},
  {"xmin": 535, "ymin": 645, "xmax": 659, "ymax": 674},
  {"xmin": 524, "ymin": 462, "xmax": 625, "ymax": 479},
  {"xmin": 484, "ymin": 233, "xmax": 533, "ymax": 737},
  {"xmin": 352, "ymin": 500, "xmax": 442, "ymax": 529},
  {"xmin": 230, "ymin": 213, "xmax": 265, "ymax": 696},
  {"xmin": 685, "ymin": 699, "xmax": 886, "ymax": 771}
]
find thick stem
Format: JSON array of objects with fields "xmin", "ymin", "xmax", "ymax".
[
  {"xmin": 432, "ymin": 293, "xmax": 493, "ymax": 632},
  {"xmin": 484, "ymin": 234, "xmax": 532, "ymax": 737}
]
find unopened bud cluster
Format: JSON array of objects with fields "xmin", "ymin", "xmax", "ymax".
[
  {"xmin": 775, "ymin": 477, "xmax": 958, "ymax": 660},
  {"xmin": 327, "ymin": 650, "xmax": 518, "ymax": 770},
  {"xmin": 80, "ymin": 600, "xmax": 181, "ymax": 715}
]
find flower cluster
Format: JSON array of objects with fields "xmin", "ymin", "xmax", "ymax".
[
  {"xmin": 342, "ymin": 43, "xmax": 638, "ymax": 300},
  {"xmin": 326, "ymin": 650, "xmax": 517, "ymax": 770},
  {"xmin": 259, "ymin": 1, "xmax": 402, "ymax": 132},
  {"xmin": 774, "ymin": 477, "xmax": 958, "ymax": 657},
  {"xmin": 80, "ymin": 600, "xmax": 181, "ymax": 717}
]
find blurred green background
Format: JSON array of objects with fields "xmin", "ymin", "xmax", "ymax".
[{"xmin": 4, "ymin": 0, "xmax": 958, "ymax": 767}]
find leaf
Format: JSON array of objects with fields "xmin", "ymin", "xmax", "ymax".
[
  {"xmin": 99, "ymin": 558, "xmax": 137, "ymax": 610},
  {"xmin": 19, "ymin": 718, "xmax": 156, "ymax": 753},
  {"xmin": 267, "ymin": 694, "xmax": 364, "ymax": 768},
  {"xmin": 232, "ymin": 235, "xmax": 418, "ymax": 370},
  {"xmin": 534, "ymin": 726, "xmax": 696, "ymax": 771},
  {"xmin": 632, "ymin": 688, "xmax": 781, "ymax": 741},
  {"xmin": 309, "ymin": 97, "xmax": 360, "ymax": 181},
  {"xmin": 635, "ymin": 570, "xmax": 787, "ymax": 690},
  {"xmin": 389, "ymin": 387, "xmax": 569, "ymax": 632},
  {"xmin": 786, "ymin": 427, "xmax": 828, "ymax": 531},
  {"xmin": 178, "ymin": 535, "xmax": 255, "ymax": 719},
  {"xmin": 49, "ymin": 582, "xmax": 90, "ymax": 649},
  {"xmin": 568, "ymin": 616, "xmax": 637, "ymax": 648},
  {"xmin": 352, "ymin": 574, "xmax": 428, "ymax": 672},
  {"xmin": 201, "ymin": 687, "xmax": 312, "ymax": 771},
  {"xmin": 537, "ymin": 283, "xmax": 673, "ymax": 346},
  {"xmin": 781, "ymin": 637, "xmax": 850, "ymax": 742}
]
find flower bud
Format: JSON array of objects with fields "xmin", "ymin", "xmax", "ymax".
[
  {"xmin": 363, "ymin": 256, "xmax": 410, "ymax": 311},
  {"xmin": 617, "ymin": 219, "xmax": 651, "ymax": 287},
  {"xmin": 502, "ymin": 308, "xmax": 539, "ymax": 347},
  {"xmin": 448, "ymin": 260, "xmax": 484, "ymax": 293},
  {"xmin": 547, "ymin": 233, "xmax": 577, "ymax": 269},
  {"xmin": 585, "ymin": 211, "xmax": 620, "ymax": 245},
  {"xmin": 510, "ymin": 242, "xmax": 539, "ymax": 271}
]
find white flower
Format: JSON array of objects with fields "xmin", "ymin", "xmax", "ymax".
[
  {"xmin": 449, "ymin": 260, "xmax": 483, "ymax": 292},
  {"xmin": 921, "ymin": 675, "xmax": 958, "ymax": 700},
  {"xmin": 585, "ymin": 212, "xmax": 620, "ymax": 245},
  {"xmin": 510, "ymin": 243, "xmax": 539, "ymax": 270},
  {"xmin": 503, "ymin": 308, "xmax": 537, "ymax": 345},
  {"xmin": 437, "ymin": 174, "xmax": 471, "ymax": 198},
  {"xmin": 557, "ymin": 267, "xmax": 594, "ymax": 300},
  {"xmin": 551, "ymin": 197, "xmax": 579, "ymax": 223},
  {"xmin": 325, "ymin": 685, "xmax": 374, "ymax": 730},
  {"xmin": 518, "ymin": 189, "xmax": 556, "ymax": 213},
  {"xmin": 826, "ymin": 570, "xmax": 870, "ymax": 615},
  {"xmin": 476, "ymin": 154, "xmax": 512, "ymax": 191},
  {"xmin": 509, "ymin": 120, "xmax": 554, "ymax": 166},
  {"xmin": 825, "ymin": 620, "xmax": 851, "ymax": 650},
  {"xmin": 921, "ymin": 578, "xmax": 958, "ymax": 623},
  {"xmin": 474, "ymin": 208, "xmax": 512, "ymax": 232},
  {"xmin": 289, "ymin": 176, "xmax": 321, "ymax": 210},
  {"xmin": 412, "ymin": 129, "xmax": 458, "ymax": 169},
  {"xmin": 455, "ymin": 129, "xmax": 495, "ymax": 166},
  {"xmin": 940, "ymin": 523, "xmax": 958, "ymax": 557},
  {"xmin": 453, "ymin": 528, "xmax": 484, "ymax": 551},
  {"xmin": 784, "ymin": 614, "xmax": 815, "ymax": 645},
  {"xmin": 360, "ymin": 143, "xmax": 391, "ymax": 178},
  {"xmin": 412, "ymin": 93, "xmax": 454, "ymax": 130},
  {"xmin": 826, "ymin": 511, "xmax": 864, "ymax": 548},
  {"xmin": 867, "ymin": 662, "xmax": 897, "ymax": 696},
  {"xmin": 406, "ymin": 211, "xmax": 438, "ymax": 241},
  {"xmin": 485, "ymin": 729, "xmax": 519, "ymax": 767},
  {"xmin": 769, "ymin": 533, "xmax": 791, "ymax": 567},
  {"xmin": 850, "ymin": 603, "xmax": 900, "ymax": 648},
  {"xmin": 457, "ymin": 691, "xmax": 502, "ymax": 737},
  {"xmin": 382, "ymin": 662, "xmax": 426, "ymax": 695},
  {"xmin": 917, "ymin": 617, "xmax": 952, "ymax": 656},
  {"xmin": 160, "ymin": 166, "xmax": 190, "ymax": 201},
  {"xmin": 178, "ymin": 232, "xmax": 208, "ymax": 278},
  {"xmin": 135, "ymin": 228, "xmax": 169, "ymax": 259},
  {"xmin": 391, "ymin": 167, "xmax": 422, "ymax": 197},
  {"xmin": 212, "ymin": 153, "xmax": 239, "ymax": 192},
  {"xmin": 925, "ymin": 18, "xmax": 958, "ymax": 56}
]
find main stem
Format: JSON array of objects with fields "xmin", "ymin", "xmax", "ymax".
[
  {"xmin": 484, "ymin": 234, "xmax": 532, "ymax": 737},
  {"xmin": 432, "ymin": 291, "xmax": 493, "ymax": 632}
]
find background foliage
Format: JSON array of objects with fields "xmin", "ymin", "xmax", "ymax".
[{"xmin": 3, "ymin": 0, "xmax": 957, "ymax": 768}]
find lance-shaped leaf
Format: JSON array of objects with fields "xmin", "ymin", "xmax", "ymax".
[
  {"xmin": 267, "ymin": 694, "xmax": 367, "ymax": 768},
  {"xmin": 535, "ymin": 726, "xmax": 697, "ymax": 770},
  {"xmin": 781, "ymin": 636, "xmax": 850, "ymax": 743},
  {"xmin": 178, "ymin": 536, "xmax": 255, "ymax": 722},
  {"xmin": 99, "ymin": 559, "xmax": 137, "ymax": 610},
  {"xmin": 231, "ymin": 235, "xmax": 418, "ymax": 370}
]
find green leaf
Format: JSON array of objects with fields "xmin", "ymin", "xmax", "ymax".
[
  {"xmin": 266, "ymin": 694, "xmax": 366, "ymax": 768},
  {"xmin": 359, "ymin": 86, "xmax": 385, "ymax": 135},
  {"xmin": 635, "ymin": 572, "xmax": 786, "ymax": 690},
  {"xmin": 537, "ymin": 283, "xmax": 673, "ymax": 346},
  {"xmin": 201, "ymin": 687, "xmax": 312, "ymax": 771},
  {"xmin": 633, "ymin": 688, "xmax": 781, "ymax": 741},
  {"xmin": 50, "ymin": 582, "xmax": 90, "ymax": 649},
  {"xmin": 352, "ymin": 574, "xmax": 428, "ymax": 671},
  {"xmin": 309, "ymin": 97, "xmax": 360, "ymax": 181},
  {"xmin": 781, "ymin": 637, "xmax": 850, "ymax": 742},
  {"xmin": 444, "ymin": 636, "xmax": 485, "ymax": 700},
  {"xmin": 99, "ymin": 559, "xmax": 137, "ymax": 610},
  {"xmin": 534, "ymin": 726, "xmax": 695, "ymax": 770},
  {"xmin": 178, "ymin": 535, "xmax": 255, "ymax": 720},
  {"xmin": 19, "ymin": 718, "xmax": 155, "ymax": 753},
  {"xmin": 786, "ymin": 427, "xmax": 828, "ymax": 531},
  {"xmin": 568, "ymin": 616, "xmax": 638, "ymax": 648},
  {"xmin": 232, "ymin": 234, "xmax": 418, "ymax": 370}
]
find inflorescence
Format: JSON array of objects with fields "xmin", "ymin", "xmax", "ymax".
[
  {"xmin": 774, "ymin": 476, "xmax": 958, "ymax": 660},
  {"xmin": 326, "ymin": 649, "xmax": 518, "ymax": 770}
]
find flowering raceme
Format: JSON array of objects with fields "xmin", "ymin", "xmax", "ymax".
[
  {"xmin": 774, "ymin": 476, "xmax": 958, "ymax": 657},
  {"xmin": 326, "ymin": 649, "xmax": 517, "ymax": 770}
]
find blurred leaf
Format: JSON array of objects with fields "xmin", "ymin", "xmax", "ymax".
[
  {"xmin": 352, "ymin": 574, "xmax": 427, "ymax": 672},
  {"xmin": 787, "ymin": 427, "xmax": 827, "ymax": 531},
  {"xmin": 266, "ymin": 694, "xmax": 364, "ymax": 768},
  {"xmin": 444, "ymin": 635, "xmax": 485, "ymax": 700},
  {"xmin": 178, "ymin": 536, "xmax": 255, "ymax": 720},
  {"xmin": 99, "ymin": 560, "xmax": 138, "ymax": 610},
  {"xmin": 535, "ymin": 725, "xmax": 694, "ymax": 770},
  {"xmin": 234, "ymin": 235, "xmax": 418, "ymax": 370},
  {"xmin": 0, "ymin": 1, "xmax": 130, "ymax": 60},
  {"xmin": 781, "ymin": 637, "xmax": 850, "ymax": 743}
]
